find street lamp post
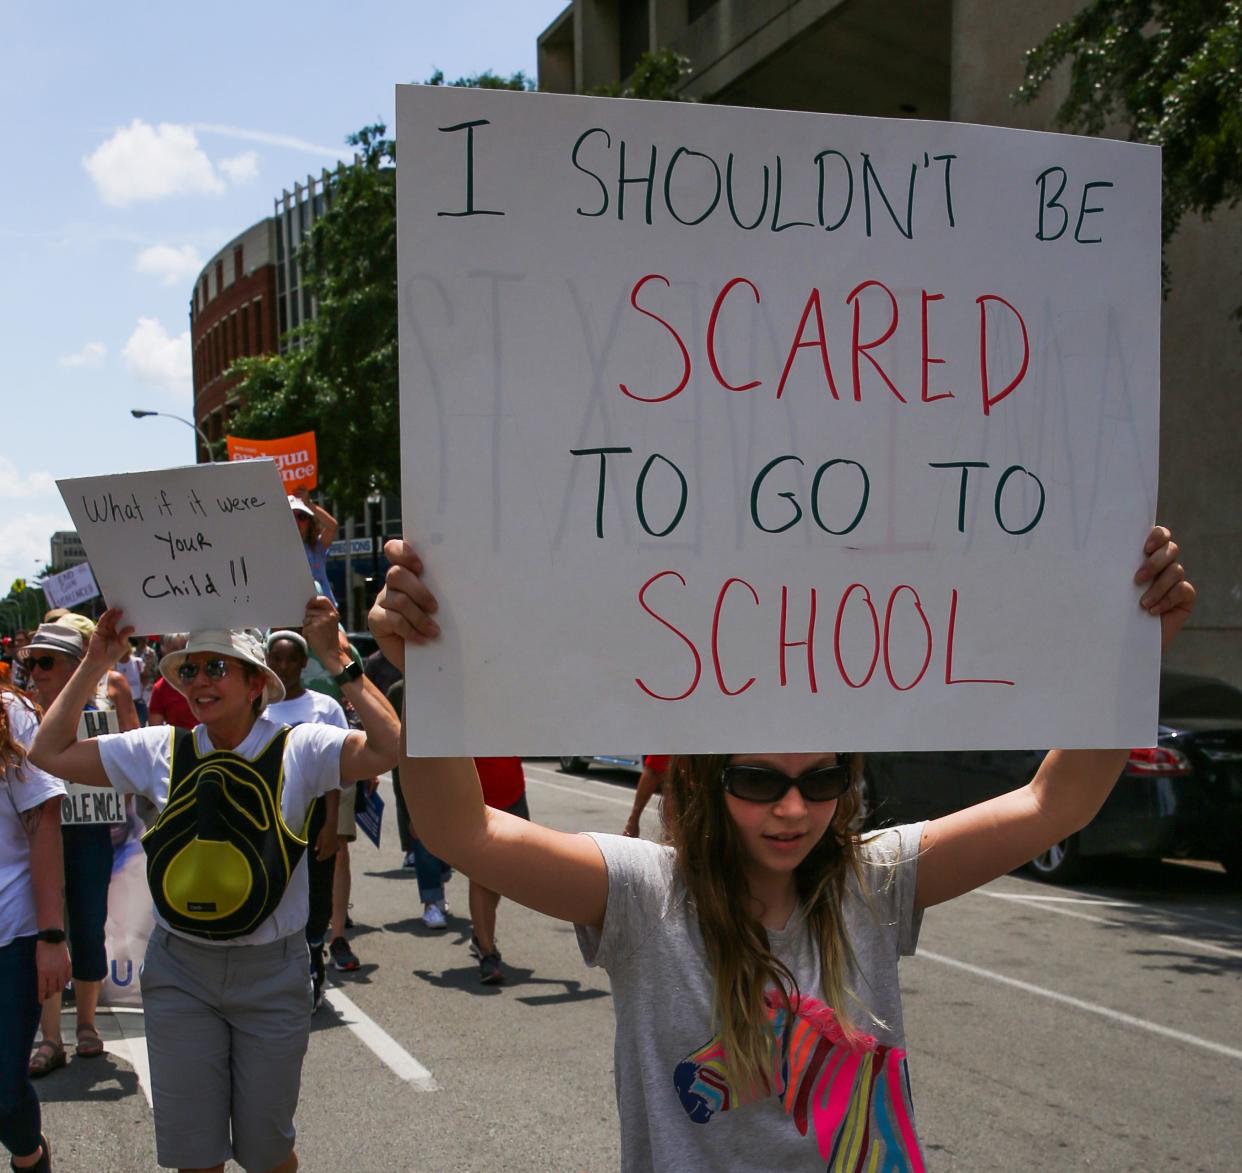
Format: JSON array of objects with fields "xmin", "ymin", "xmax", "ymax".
[{"xmin": 129, "ymin": 409, "xmax": 212, "ymax": 461}]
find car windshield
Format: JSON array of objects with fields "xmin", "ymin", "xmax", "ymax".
[{"xmin": 1159, "ymin": 674, "xmax": 1242, "ymax": 720}]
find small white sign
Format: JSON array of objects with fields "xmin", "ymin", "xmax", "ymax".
[
  {"xmin": 58, "ymin": 460, "xmax": 317, "ymax": 632},
  {"xmin": 62, "ymin": 709, "xmax": 124, "ymax": 825},
  {"xmin": 41, "ymin": 562, "xmax": 100, "ymax": 610}
]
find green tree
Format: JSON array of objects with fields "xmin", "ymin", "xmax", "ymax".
[
  {"xmin": 589, "ymin": 47, "xmax": 693, "ymax": 100},
  {"xmin": 1018, "ymin": 2, "xmax": 1242, "ymax": 288}
]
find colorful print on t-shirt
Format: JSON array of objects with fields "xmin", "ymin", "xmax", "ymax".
[{"xmin": 672, "ymin": 990, "xmax": 924, "ymax": 1171}]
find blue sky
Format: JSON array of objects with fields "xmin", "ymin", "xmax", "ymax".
[{"xmin": 0, "ymin": 0, "xmax": 568, "ymax": 599}]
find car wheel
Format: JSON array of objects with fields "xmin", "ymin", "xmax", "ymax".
[
  {"xmin": 559, "ymin": 757, "xmax": 589, "ymax": 773},
  {"xmin": 1027, "ymin": 835, "xmax": 1083, "ymax": 883}
]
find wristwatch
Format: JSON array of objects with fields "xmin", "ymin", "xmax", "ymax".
[
  {"xmin": 36, "ymin": 928, "xmax": 66, "ymax": 944},
  {"xmin": 331, "ymin": 660, "xmax": 363, "ymax": 688}
]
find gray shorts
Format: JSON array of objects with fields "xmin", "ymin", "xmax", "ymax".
[{"xmin": 141, "ymin": 926, "xmax": 312, "ymax": 1171}]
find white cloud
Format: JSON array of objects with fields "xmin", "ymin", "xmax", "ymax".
[
  {"xmin": 58, "ymin": 341, "xmax": 107, "ymax": 368},
  {"xmin": 0, "ymin": 458, "xmax": 57, "ymax": 500},
  {"xmin": 219, "ymin": 150, "xmax": 259, "ymax": 186},
  {"xmin": 135, "ymin": 243, "xmax": 204, "ymax": 286},
  {"xmin": 83, "ymin": 119, "xmax": 225, "ymax": 207},
  {"xmin": 123, "ymin": 317, "xmax": 192, "ymax": 397},
  {"xmin": 0, "ymin": 509, "xmax": 73, "ymax": 596},
  {"xmin": 193, "ymin": 123, "xmax": 344, "ymax": 160}
]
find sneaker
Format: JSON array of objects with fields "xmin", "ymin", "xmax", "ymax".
[
  {"xmin": 470, "ymin": 935, "xmax": 505, "ymax": 984},
  {"xmin": 402, "ymin": 851, "xmax": 419, "ymax": 869},
  {"xmin": 329, "ymin": 936, "xmax": 360, "ymax": 972},
  {"xmin": 422, "ymin": 902, "xmax": 447, "ymax": 930}
]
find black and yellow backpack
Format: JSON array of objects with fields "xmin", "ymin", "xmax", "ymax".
[{"xmin": 142, "ymin": 727, "xmax": 309, "ymax": 940}]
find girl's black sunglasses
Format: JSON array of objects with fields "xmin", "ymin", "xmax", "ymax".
[
  {"xmin": 721, "ymin": 761, "xmax": 852, "ymax": 804},
  {"xmin": 176, "ymin": 658, "xmax": 231, "ymax": 684}
]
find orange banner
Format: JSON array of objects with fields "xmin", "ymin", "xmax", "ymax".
[{"xmin": 226, "ymin": 431, "xmax": 318, "ymax": 491}]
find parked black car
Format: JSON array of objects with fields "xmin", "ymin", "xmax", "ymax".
[{"xmin": 862, "ymin": 671, "xmax": 1242, "ymax": 882}]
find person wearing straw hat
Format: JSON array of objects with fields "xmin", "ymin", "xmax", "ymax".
[{"xmin": 29, "ymin": 598, "xmax": 399, "ymax": 1173}]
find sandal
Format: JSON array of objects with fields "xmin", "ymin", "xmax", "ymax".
[
  {"xmin": 75, "ymin": 1023, "xmax": 105, "ymax": 1058},
  {"xmin": 28, "ymin": 1039, "xmax": 66, "ymax": 1078}
]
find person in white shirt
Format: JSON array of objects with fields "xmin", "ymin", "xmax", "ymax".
[
  {"xmin": 1, "ymin": 686, "xmax": 71, "ymax": 1173},
  {"xmin": 264, "ymin": 630, "xmax": 349, "ymax": 1011},
  {"xmin": 30, "ymin": 600, "xmax": 399, "ymax": 1173}
]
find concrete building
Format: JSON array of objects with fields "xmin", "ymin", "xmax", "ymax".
[
  {"xmin": 49, "ymin": 531, "xmax": 87, "ymax": 572},
  {"xmin": 539, "ymin": 0, "xmax": 1241, "ymax": 685}
]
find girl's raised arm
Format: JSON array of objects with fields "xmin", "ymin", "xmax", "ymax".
[
  {"xmin": 915, "ymin": 526, "xmax": 1195, "ymax": 910},
  {"xmin": 369, "ymin": 541, "xmax": 610, "ymax": 931}
]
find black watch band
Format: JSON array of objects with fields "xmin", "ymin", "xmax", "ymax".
[
  {"xmin": 330, "ymin": 660, "xmax": 363, "ymax": 688},
  {"xmin": 36, "ymin": 928, "xmax": 66, "ymax": 944}
]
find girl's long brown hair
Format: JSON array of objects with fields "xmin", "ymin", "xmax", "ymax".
[
  {"xmin": 1, "ymin": 685, "xmax": 40, "ymax": 782},
  {"xmin": 665, "ymin": 753, "xmax": 868, "ymax": 1095}
]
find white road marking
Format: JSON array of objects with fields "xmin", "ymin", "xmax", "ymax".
[
  {"xmin": 979, "ymin": 890, "xmax": 1242, "ymax": 958},
  {"xmin": 108, "ymin": 1012, "xmax": 154, "ymax": 1107},
  {"xmin": 524, "ymin": 765, "xmax": 640, "ymax": 809},
  {"xmin": 916, "ymin": 949, "xmax": 1242, "ymax": 1062},
  {"xmin": 323, "ymin": 985, "xmax": 439, "ymax": 1090}
]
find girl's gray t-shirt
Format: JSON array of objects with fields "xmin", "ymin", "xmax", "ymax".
[{"xmin": 576, "ymin": 823, "xmax": 926, "ymax": 1172}]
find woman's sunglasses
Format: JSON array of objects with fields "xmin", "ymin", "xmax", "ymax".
[
  {"xmin": 25, "ymin": 655, "xmax": 60, "ymax": 672},
  {"xmin": 176, "ymin": 658, "xmax": 231, "ymax": 684},
  {"xmin": 721, "ymin": 761, "xmax": 852, "ymax": 804}
]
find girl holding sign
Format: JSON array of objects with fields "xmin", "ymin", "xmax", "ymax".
[
  {"xmin": 369, "ymin": 525, "xmax": 1193, "ymax": 1170},
  {"xmin": 29, "ymin": 599, "xmax": 399, "ymax": 1173}
]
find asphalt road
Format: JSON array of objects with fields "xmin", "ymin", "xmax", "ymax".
[{"xmin": 37, "ymin": 762, "xmax": 1242, "ymax": 1171}]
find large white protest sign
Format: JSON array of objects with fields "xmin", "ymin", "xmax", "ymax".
[
  {"xmin": 41, "ymin": 562, "xmax": 100, "ymax": 610},
  {"xmin": 58, "ymin": 460, "xmax": 316, "ymax": 632},
  {"xmin": 396, "ymin": 86, "xmax": 1162, "ymax": 754}
]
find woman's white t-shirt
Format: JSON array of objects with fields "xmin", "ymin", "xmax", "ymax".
[
  {"xmin": 96, "ymin": 714, "xmax": 349, "ymax": 946},
  {"xmin": 1, "ymin": 691, "xmax": 67, "ymax": 947}
]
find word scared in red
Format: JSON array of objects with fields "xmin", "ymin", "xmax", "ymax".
[
  {"xmin": 618, "ymin": 274, "xmax": 1029, "ymax": 416},
  {"xmin": 634, "ymin": 571, "xmax": 1015, "ymax": 702}
]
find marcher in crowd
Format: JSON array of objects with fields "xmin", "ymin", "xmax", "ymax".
[
  {"xmin": 1, "ymin": 683, "xmax": 71, "ymax": 1173},
  {"xmin": 114, "ymin": 640, "xmax": 146, "ymax": 726},
  {"xmin": 289, "ymin": 491, "xmax": 339, "ymax": 609},
  {"xmin": 30, "ymin": 599, "xmax": 399, "ymax": 1173},
  {"xmin": 466, "ymin": 758, "xmax": 531, "ymax": 984},
  {"xmin": 264, "ymin": 630, "xmax": 347, "ymax": 1010},
  {"xmin": 22, "ymin": 621, "xmax": 137, "ymax": 1078},
  {"xmin": 369, "ymin": 525, "xmax": 1194, "ymax": 1168},
  {"xmin": 385, "ymin": 679, "xmax": 452, "ymax": 928},
  {"xmin": 622, "ymin": 755, "xmax": 670, "ymax": 839},
  {"xmin": 147, "ymin": 635, "xmax": 196, "ymax": 730}
]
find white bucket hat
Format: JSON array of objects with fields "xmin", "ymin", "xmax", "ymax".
[{"xmin": 159, "ymin": 629, "xmax": 285, "ymax": 706}]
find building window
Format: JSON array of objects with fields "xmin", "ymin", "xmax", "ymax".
[
  {"xmin": 619, "ymin": 0, "xmax": 650, "ymax": 81},
  {"xmin": 241, "ymin": 304, "xmax": 250, "ymax": 355},
  {"xmin": 688, "ymin": 0, "xmax": 718, "ymax": 23},
  {"xmin": 234, "ymin": 246, "xmax": 244, "ymax": 281},
  {"xmin": 215, "ymin": 260, "xmax": 224, "ymax": 293},
  {"xmin": 253, "ymin": 299, "xmax": 263, "ymax": 352}
]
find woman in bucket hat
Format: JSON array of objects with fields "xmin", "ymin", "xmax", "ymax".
[{"xmin": 29, "ymin": 598, "xmax": 399, "ymax": 1173}]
